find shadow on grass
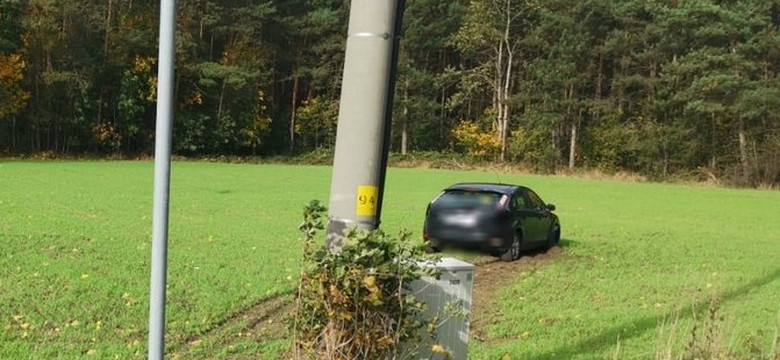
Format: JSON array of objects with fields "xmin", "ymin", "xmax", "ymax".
[
  {"xmin": 557, "ymin": 238, "xmax": 578, "ymax": 248},
  {"xmin": 531, "ymin": 267, "xmax": 780, "ymax": 360}
]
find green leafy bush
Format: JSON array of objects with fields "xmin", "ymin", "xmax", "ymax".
[{"xmin": 290, "ymin": 201, "xmax": 443, "ymax": 360}]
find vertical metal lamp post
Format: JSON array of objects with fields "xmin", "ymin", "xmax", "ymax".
[
  {"xmin": 148, "ymin": 0, "xmax": 177, "ymax": 358},
  {"xmin": 326, "ymin": 0, "xmax": 405, "ymax": 248}
]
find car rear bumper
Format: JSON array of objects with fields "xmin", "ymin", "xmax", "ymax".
[{"xmin": 425, "ymin": 227, "xmax": 512, "ymax": 254}]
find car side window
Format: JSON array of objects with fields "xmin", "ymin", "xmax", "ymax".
[
  {"xmin": 527, "ymin": 190, "xmax": 543, "ymax": 209},
  {"xmin": 513, "ymin": 192, "xmax": 526, "ymax": 210},
  {"xmin": 515, "ymin": 190, "xmax": 538, "ymax": 210}
]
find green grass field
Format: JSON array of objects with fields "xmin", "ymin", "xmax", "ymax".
[{"xmin": 1, "ymin": 161, "xmax": 778, "ymax": 359}]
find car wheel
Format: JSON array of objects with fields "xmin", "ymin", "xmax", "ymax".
[
  {"xmin": 500, "ymin": 233, "xmax": 521, "ymax": 262},
  {"xmin": 546, "ymin": 224, "xmax": 560, "ymax": 249},
  {"xmin": 425, "ymin": 244, "xmax": 441, "ymax": 254}
]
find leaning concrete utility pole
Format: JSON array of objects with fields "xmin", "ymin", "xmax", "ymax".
[
  {"xmin": 148, "ymin": 0, "xmax": 177, "ymax": 358},
  {"xmin": 326, "ymin": 0, "xmax": 405, "ymax": 249}
]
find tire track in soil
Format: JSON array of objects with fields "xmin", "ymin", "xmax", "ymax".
[
  {"xmin": 171, "ymin": 291, "xmax": 294, "ymax": 359},
  {"xmin": 175, "ymin": 246, "xmax": 563, "ymax": 356},
  {"xmin": 470, "ymin": 246, "xmax": 564, "ymax": 344}
]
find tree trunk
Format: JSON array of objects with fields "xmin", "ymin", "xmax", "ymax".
[
  {"xmin": 440, "ymin": 86, "xmax": 446, "ymax": 143},
  {"xmin": 12, "ymin": 116, "xmax": 16, "ymax": 150},
  {"xmin": 401, "ymin": 77, "xmax": 408, "ymax": 155},
  {"xmin": 568, "ymin": 122, "xmax": 577, "ymax": 170},
  {"xmin": 401, "ymin": 119, "xmax": 408, "ymax": 155},
  {"xmin": 210, "ymin": 33, "xmax": 215, "ymax": 60},
  {"xmin": 104, "ymin": 0, "xmax": 113, "ymax": 55},
  {"xmin": 596, "ymin": 53, "xmax": 604, "ymax": 100},
  {"xmin": 495, "ymin": 35, "xmax": 504, "ymax": 133},
  {"xmin": 217, "ymin": 79, "xmax": 226, "ymax": 124},
  {"xmin": 649, "ymin": 60, "xmax": 657, "ymax": 101},
  {"xmin": 738, "ymin": 117, "xmax": 749, "ymax": 182},
  {"xmin": 663, "ymin": 143, "xmax": 669, "ymax": 176},
  {"xmin": 710, "ymin": 112, "xmax": 717, "ymax": 169},
  {"xmin": 498, "ymin": 0, "xmax": 513, "ymax": 162},
  {"xmin": 290, "ymin": 76, "xmax": 298, "ymax": 153},
  {"xmin": 500, "ymin": 108, "xmax": 508, "ymax": 161},
  {"xmin": 500, "ymin": 50, "xmax": 512, "ymax": 162},
  {"xmin": 566, "ymin": 84, "xmax": 576, "ymax": 170},
  {"xmin": 97, "ymin": 93, "xmax": 103, "ymax": 125},
  {"xmin": 752, "ymin": 140, "xmax": 759, "ymax": 181}
]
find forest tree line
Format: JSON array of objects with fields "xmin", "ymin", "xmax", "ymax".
[{"xmin": 1, "ymin": 0, "xmax": 779, "ymax": 186}]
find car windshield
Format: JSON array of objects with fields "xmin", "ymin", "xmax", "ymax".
[{"xmin": 434, "ymin": 190, "xmax": 503, "ymax": 209}]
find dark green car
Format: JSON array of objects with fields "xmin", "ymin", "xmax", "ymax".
[{"xmin": 423, "ymin": 183, "xmax": 560, "ymax": 261}]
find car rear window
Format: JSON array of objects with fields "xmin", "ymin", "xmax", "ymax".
[{"xmin": 434, "ymin": 190, "xmax": 503, "ymax": 208}]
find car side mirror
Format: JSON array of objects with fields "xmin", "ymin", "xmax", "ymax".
[{"xmin": 546, "ymin": 204, "xmax": 556, "ymax": 211}]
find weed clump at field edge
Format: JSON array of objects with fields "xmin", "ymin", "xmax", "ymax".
[
  {"xmin": 289, "ymin": 201, "xmax": 449, "ymax": 360},
  {"xmin": 653, "ymin": 297, "xmax": 780, "ymax": 360}
]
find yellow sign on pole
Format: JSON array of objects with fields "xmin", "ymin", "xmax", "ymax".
[{"xmin": 356, "ymin": 185, "xmax": 378, "ymax": 216}]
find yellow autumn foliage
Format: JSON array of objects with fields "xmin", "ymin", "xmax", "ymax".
[
  {"xmin": 451, "ymin": 120, "xmax": 501, "ymax": 159},
  {"xmin": 0, "ymin": 53, "xmax": 30, "ymax": 119},
  {"xmin": 431, "ymin": 344, "xmax": 446, "ymax": 354},
  {"xmin": 132, "ymin": 55, "xmax": 158, "ymax": 102}
]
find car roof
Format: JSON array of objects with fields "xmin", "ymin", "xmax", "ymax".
[{"xmin": 444, "ymin": 182, "xmax": 524, "ymax": 195}]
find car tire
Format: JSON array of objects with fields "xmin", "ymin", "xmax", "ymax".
[
  {"xmin": 546, "ymin": 224, "xmax": 560, "ymax": 250},
  {"xmin": 425, "ymin": 244, "xmax": 441, "ymax": 254},
  {"xmin": 500, "ymin": 233, "xmax": 521, "ymax": 262}
]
